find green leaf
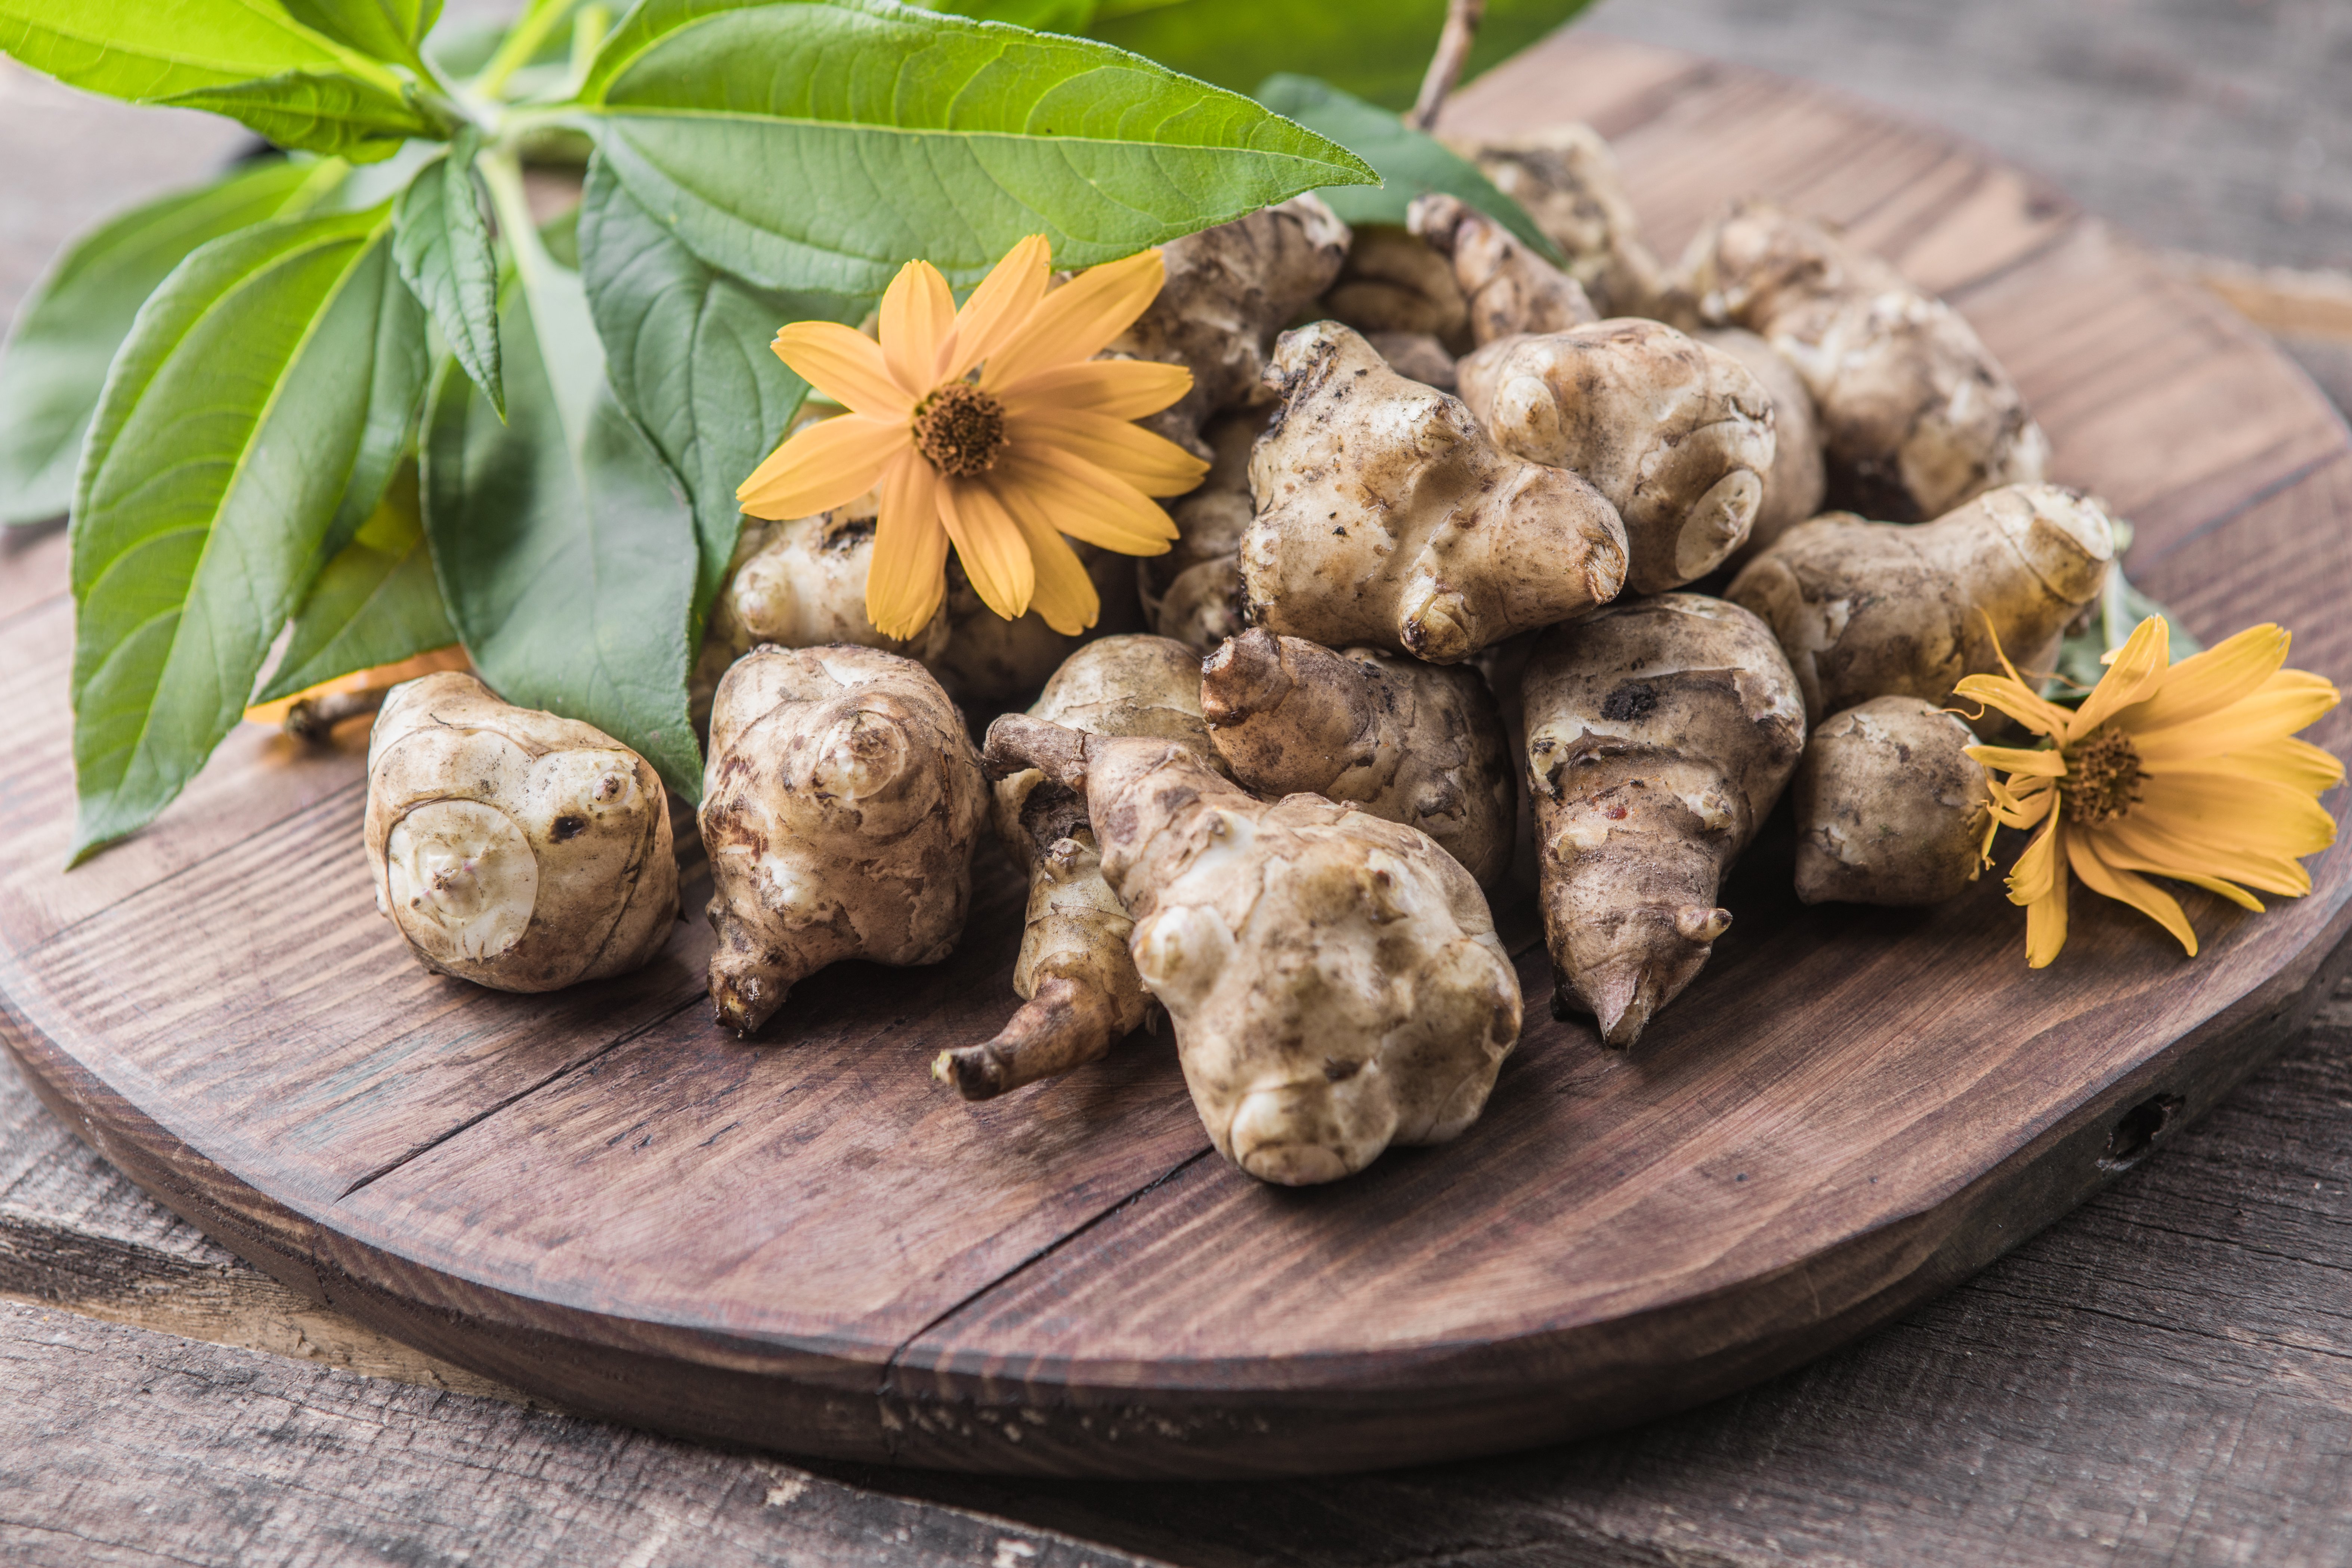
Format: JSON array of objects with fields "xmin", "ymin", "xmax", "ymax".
[
  {"xmin": 396, "ymin": 130, "xmax": 503, "ymax": 415},
  {"xmin": 259, "ymin": 461, "xmax": 457, "ymax": 702},
  {"xmin": 160, "ymin": 69, "xmax": 441, "ymax": 163},
  {"xmin": 421, "ymin": 255, "xmax": 704, "ymax": 801},
  {"xmin": 1094, "ymin": 0, "xmax": 1594, "ymax": 112},
  {"xmin": 69, "ymin": 205, "xmax": 426, "ymax": 861},
  {"xmin": 0, "ymin": 158, "xmax": 335, "ymax": 528},
  {"xmin": 0, "ymin": 0, "xmax": 400, "ymax": 105},
  {"xmin": 577, "ymin": 154, "xmax": 851, "ymax": 650},
  {"xmin": 282, "ymin": 0, "xmax": 442, "ymax": 69},
  {"xmin": 2046, "ymin": 568, "xmax": 2204, "ymax": 706},
  {"xmin": 1255, "ymin": 73, "xmax": 1561, "ymax": 263},
  {"xmin": 928, "ymin": 0, "xmax": 1097, "ymax": 30},
  {"xmin": 578, "ymin": 0, "xmax": 1376, "ymax": 303}
]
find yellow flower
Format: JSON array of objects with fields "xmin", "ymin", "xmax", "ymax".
[
  {"xmin": 1958, "ymin": 615, "xmax": 2342, "ymax": 967},
  {"xmin": 735, "ymin": 236, "xmax": 1207, "ymax": 641}
]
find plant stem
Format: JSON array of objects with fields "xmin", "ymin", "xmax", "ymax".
[
  {"xmin": 475, "ymin": 0, "xmax": 577, "ymax": 101},
  {"xmin": 1408, "ymin": 0, "xmax": 1486, "ymax": 132},
  {"xmin": 478, "ymin": 147, "xmax": 556, "ymax": 292}
]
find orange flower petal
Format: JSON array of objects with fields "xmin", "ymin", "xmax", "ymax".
[
  {"xmin": 1008, "ymin": 407, "xmax": 1209, "ymax": 497},
  {"xmin": 940, "ymin": 234, "xmax": 1051, "ymax": 383},
  {"xmin": 2066, "ymin": 830, "xmax": 2197, "ymax": 956},
  {"xmin": 2114, "ymin": 622, "xmax": 2288, "ymax": 734},
  {"xmin": 880, "ymin": 259, "xmax": 958, "ymax": 396},
  {"xmin": 2012, "ymin": 817, "xmax": 2068, "ymax": 967},
  {"xmin": 995, "ymin": 479, "xmax": 1099, "ymax": 637},
  {"xmin": 2071, "ymin": 614, "xmax": 2170, "ymax": 734},
  {"xmin": 1953, "ymin": 673, "xmax": 2071, "ymax": 740},
  {"xmin": 867, "ymin": 451, "xmax": 949, "ymax": 641},
  {"xmin": 938, "ymin": 479, "xmax": 1035, "ymax": 622},
  {"xmin": 2095, "ymin": 815, "xmax": 2309, "ymax": 900},
  {"xmin": 738, "ymin": 414, "xmax": 907, "ymax": 521},
  {"xmin": 979, "ymin": 249, "xmax": 1165, "ymax": 392},
  {"xmin": 995, "ymin": 445, "xmax": 1177, "ymax": 556},
  {"xmin": 995, "ymin": 358, "xmax": 1194, "ymax": 420},
  {"xmin": 772, "ymin": 322, "xmax": 914, "ymax": 418}
]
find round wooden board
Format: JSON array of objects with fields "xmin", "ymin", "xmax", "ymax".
[{"xmin": 6, "ymin": 33, "xmax": 2352, "ymax": 1482}]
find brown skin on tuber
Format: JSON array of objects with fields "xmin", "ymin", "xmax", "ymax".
[
  {"xmin": 928, "ymin": 543, "xmax": 1148, "ymax": 704},
  {"xmin": 1322, "ymin": 225, "xmax": 1475, "ymax": 355},
  {"xmin": 937, "ymin": 635, "xmax": 1219, "ymax": 1101},
  {"xmin": 1676, "ymin": 199, "xmax": 2049, "ymax": 522},
  {"xmin": 983, "ymin": 717, "xmax": 1522, "ymax": 1185},
  {"xmin": 1457, "ymin": 318, "xmax": 1777, "ymax": 594},
  {"xmin": 1452, "ymin": 124, "xmax": 1665, "ymax": 318},
  {"xmin": 1242, "ymin": 321, "xmax": 1628, "ymax": 664},
  {"xmin": 1699, "ymin": 326, "xmax": 1827, "ymax": 566},
  {"xmin": 1139, "ymin": 410, "xmax": 1261, "ymax": 655},
  {"xmin": 1794, "ymin": 696, "xmax": 1990, "ymax": 906},
  {"xmin": 1202, "ymin": 628, "xmax": 1517, "ymax": 891},
  {"xmin": 701, "ymin": 645, "xmax": 986, "ymax": 1036},
  {"xmin": 1524, "ymin": 594, "xmax": 1805, "ymax": 1048},
  {"xmin": 366, "ymin": 673, "xmax": 679, "ymax": 993},
  {"xmin": 1407, "ymin": 192, "xmax": 1597, "ymax": 347},
  {"xmin": 1364, "ymin": 330, "xmax": 1459, "ymax": 392},
  {"xmin": 1725, "ymin": 481, "xmax": 2115, "ymax": 724}
]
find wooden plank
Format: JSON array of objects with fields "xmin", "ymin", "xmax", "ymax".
[{"xmin": 0, "ymin": 520, "xmax": 64, "ymax": 628}]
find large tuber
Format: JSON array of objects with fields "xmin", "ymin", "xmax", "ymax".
[
  {"xmin": 1242, "ymin": 321, "xmax": 1628, "ymax": 664},
  {"xmin": 700, "ymin": 645, "xmax": 986, "ymax": 1036},
  {"xmin": 1699, "ymin": 326, "xmax": 1827, "ymax": 566},
  {"xmin": 983, "ymin": 718, "xmax": 1523, "ymax": 1185},
  {"xmin": 1524, "ymin": 595, "xmax": 1805, "ymax": 1047},
  {"xmin": 1202, "ymin": 628, "xmax": 1517, "ymax": 890},
  {"xmin": 1407, "ymin": 192, "xmax": 1597, "ymax": 348},
  {"xmin": 365, "ymin": 673, "xmax": 678, "ymax": 992},
  {"xmin": 1793, "ymin": 697, "xmax": 1990, "ymax": 906}
]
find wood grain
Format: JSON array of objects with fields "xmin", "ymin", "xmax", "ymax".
[{"xmin": 4, "ymin": 31, "xmax": 2351, "ymax": 1479}]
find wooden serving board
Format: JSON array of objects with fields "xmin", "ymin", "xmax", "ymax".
[{"xmin": 5, "ymin": 34, "xmax": 2352, "ymax": 1481}]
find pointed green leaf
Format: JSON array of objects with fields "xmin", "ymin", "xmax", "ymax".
[
  {"xmin": 422, "ymin": 260, "xmax": 704, "ymax": 801},
  {"xmin": 282, "ymin": 0, "xmax": 443, "ymax": 69},
  {"xmin": 69, "ymin": 205, "xmax": 426, "ymax": 860},
  {"xmin": 160, "ymin": 69, "xmax": 441, "ymax": 163},
  {"xmin": 578, "ymin": 0, "xmax": 1376, "ymax": 303},
  {"xmin": 0, "ymin": 158, "xmax": 336, "ymax": 528},
  {"xmin": 259, "ymin": 462, "xmax": 457, "ymax": 702},
  {"xmin": 1255, "ymin": 74, "xmax": 1562, "ymax": 264},
  {"xmin": 395, "ymin": 130, "xmax": 503, "ymax": 415},
  {"xmin": 929, "ymin": 0, "xmax": 1097, "ymax": 30},
  {"xmin": 0, "ymin": 0, "xmax": 399, "ymax": 105},
  {"xmin": 577, "ymin": 154, "xmax": 854, "ymax": 649}
]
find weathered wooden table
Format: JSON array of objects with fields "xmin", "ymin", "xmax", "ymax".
[{"xmin": 6, "ymin": 9, "xmax": 2352, "ymax": 1565}]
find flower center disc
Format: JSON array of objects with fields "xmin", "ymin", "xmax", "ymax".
[
  {"xmin": 2066, "ymin": 729, "xmax": 2144, "ymax": 825},
  {"xmin": 913, "ymin": 383, "xmax": 1009, "ymax": 479}
]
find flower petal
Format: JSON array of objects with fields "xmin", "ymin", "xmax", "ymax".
[
  {"xmin": 2096, "ymin": 814, "xmax": 2315, "ymax": 899},
  {"xmin": 1953, "ymin": 673, "xmax": 2071, "ymax": 739},
  {"xmin": 2071, "ymin": 615, "xmax": 2170, "ymax": 734},
  {"xmin": 2207, "ymin": 736, "xmax": 2346, "ymax": 794},
  {"xmin": 995, "ymin": 358, "xmax": 1193, "ymax": 420},
  {"xmin": 1968, "ymin": 743, "xmax": 2067, "ymax": 778},
  {"xmin": 2114, "ymin": 623, "xmax": 2289, "ymax": 733},
  {"xmin": 2163, "ymin": 870, "xmax": 2267, "ymax": 912},
  {"xmin": 2008, "ymin": 814, "xmax": 2061, "ymax": 906},
  {"xmin": 1007, "ymin": 406, "xmax": 1209, "ymax": 497},
  {"xmin": 739, "ymin": 414, "xmax": 906, "ymax": 520},
  {"xmin": 938, "ymin": 479, "xmax": 1035, "ymax": 622},
  {"xmin": 980, "ymin": 249, "xmax": 1165, "ymax": 391},
  {"xmin": 2015, "ymin": 817, "xmax": 2068, "ymax": 967},
  {"xmin": 867, "ymin": 451, "xmax": 949, "ymax": 641},
  {"xmin": 940, "ymin": 234, "xmax": 1051, "ymax": 383},
  {"xmin": 995, "ymin": 446, "xmax": 1178, "ymax": 555},
  {"xmin": 881, "ymin": 259, "xmax": 958, "ymax": 396},
  {"xmin": 994, "ymin": 478, "xmax": 1099, "ymax": 637},
  {"xmin": 2067, "ymin": 831, "xmax": 2197, "ymax": 956},
  {"xmin": 773, "ymin": 322, "xmax": 915, "ymax": 418},
  {"xmin": 2132, "ymin": 671, "xmax": 2339, "ymax": 761},
  {"xmin": 2131, "ymin": 769, "xmax": 2338, "ymax": 857}
]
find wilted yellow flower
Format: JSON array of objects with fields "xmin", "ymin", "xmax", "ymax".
[
  {"xmin": 1959, "ymin": 615, "xmax": 2342, "ymax": 967},
  {"xmin": 736, "ymin": 236, "xmax": 1206, "ymax": 640}
]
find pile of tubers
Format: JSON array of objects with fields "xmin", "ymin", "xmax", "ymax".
[{"xmin": 362, "ymin": 125, "xmax": 2112, "ymax": 1187}]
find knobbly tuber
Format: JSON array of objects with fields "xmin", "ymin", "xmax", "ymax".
[
  {"xmin": 937, "ymin": 635, "xmax": 1218, "ymax": 1100},
  {"xmin": 1456, "ymin": 318, "xmax": 1776, "ymax": 593},
  {"xmin": 1699, "ymin": 326, "xmax": 1827, "ymax": 565},
  {"xmin": 365, "ymin": 673, "xmax": 678, "ymax": 992},
  {"xmin": 1140, "ymin": 411, "xmax": 1260, "ymax": 654},
  {"xmin": 701, "ymin": 645, "xmax": 986, "ymax": 1036},
  {"xmin": 1364, "ymin": 330, "xmax": 1459, "ymax": 392},
  {"xmin": 1109, "ymin": 194, "xmax": 1351, "ymax": 450},
  {"xmin": 1455, "ymin": 124, "xmax": 1665, "ymax": 318},
  {"xmin": 982, "ymin": 718, "xmax": 1523, "ymax": 1185},
  {"xmin": 1243, "ymin": 321, "xmax": 1628, "ymax": 664},
  {"xmin": 1202, "ymin": 628, "xmax": 1517, "ymax": 890},
  {"xmin": 1524, "ymin": 594, "xmax": 1805, "ymax": 1047},
  {"xmin": 1407, "ymin": 193, "xmax": 1597, "ymax": 347},
  {"xmin": 1677, "ymin": 199, "xmax": 2049, "ymax": 521},
  {"xmin": 928, "ymin": 544, "xmax": 1146, "ymax": 704},
  {"xmin": 1725, "ymin": 482, "xmax": 2115, "ymax": 723},
  {"xmin": 1323, "ymin": 225, "xmax": 1474, "ymax": 355},
  {"xmin": 1794, "ymin": 697, "xmax": 1990, "ymax": 906}
]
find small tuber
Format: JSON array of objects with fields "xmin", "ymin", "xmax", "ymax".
[
  {"xmin": 1202, "ymin": 628, "xmax": 1517, "ymax": 890},
  {"xmin": 1322, "ymin": 225, "xmax": 1474, "ymax": 354},
  {"xmin": 982, "ymin": 717, "xmax": 1523, "ymax": 1185},
  {"xmin": 1138, "ymin": 410, "xmax": 1261, "ymax": 655},
  {"xmin": 700, "ymin": 645, "xmax": 986, "ymax": 1036},
  {"xmin": 365, "ymin": 673, "xmax": 679, "ymax": 992},
  {"xmin": 1454, "ymin": 124, "xmax": 1665, "ymax": 318},
  {"xmin": 1794, "ymin": 697, "xmax": 1990, "ymax": 906},
  {"xmin": 1523, "ymin": 594, "xmax": 1805, "ymax": 1047},
  {"xmin": 1407, "ymin": 192, "xmax": 1597, "ymax": 347}
]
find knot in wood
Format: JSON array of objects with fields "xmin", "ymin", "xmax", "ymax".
[{"xmin": 913, "ymin": 382, "xmax": 1008, "ymax": 479}]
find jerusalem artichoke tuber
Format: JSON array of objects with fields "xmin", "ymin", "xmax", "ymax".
[
  {"xmin": 1676, "ymin": 199, "xmax": 2049, "ymax": 522},
  {"xmin": 1523, "ymin": 594, "xmax": 1805, "ymax": 1047},
  {"xmin": 982, "ymin": 716, "xmax": 1522, "ymax": 1184},
  {"xmin": 927, "ymin": 544, "xmax": 1147, "ymax": 704},
  {"xmin": 936, "ymin": 635, "xmax": 1218, "ymax": 1100},
  {"xmin": 1242, "ymin": 321, "xmax": 1628, "ymax": 664},
  {"xmin": 1322, "ymin": 225, "xmax": 1474, "ymax": 354},
  {"xmin": 1698, "ymin": 326, "xmax": 1827, "ymax": 565},
  {"xmin": 1793, "ymin": 697, "xmax": 1990, "ymax": 906},
  {"xmin": 1202, "ymin": 628, "xmax": 1517, "ymax": 890},
  {"xmin": 365, "ymin": 673, "xmax": 679, "ymax": 993},
  {"xmin": 1407, "ymin": 192, "xmax": 1597, "ymax": 347},
  {"xmin": 1454, "ymin": 124, "xmax": 1665, "ymax": 318},
  {"xmin": 1456, "ymin": 318, "xmax": 1776, "ymax": 593},
  {"xmin": 700, "ymin": 645, "xmax": 986, "ymax": 1036},
  {"xmin": 1724, "ymin": 482, "xmax": 2115, "ymax": 723}
]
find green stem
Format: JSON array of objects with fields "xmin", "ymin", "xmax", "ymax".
[
  {"xmin": 477, "ymin": 147, "xmax": 555, "ymax": 292},
  {"xmin": 475, "ymin": 0, "xmax": 575, "ymax": 100}
]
